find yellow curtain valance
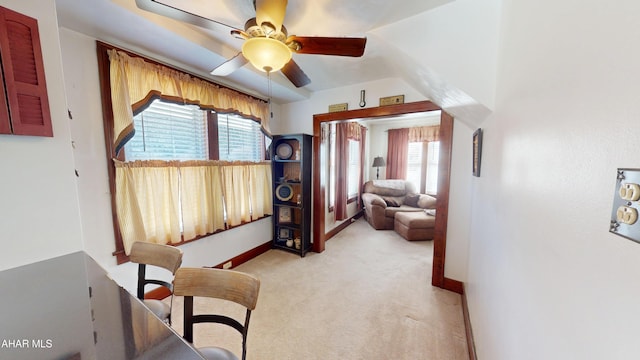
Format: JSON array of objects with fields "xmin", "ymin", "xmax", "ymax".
[
  {"xmin": 408, "ymin": 125, "xmax": 440, "ymax": 142},
  {"xmin": 108, "ymin": 49, "xmax": 270, "ymax": 154}
]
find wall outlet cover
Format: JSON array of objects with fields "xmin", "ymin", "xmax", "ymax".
[{"xmin": 610, "ymin": 168, "xmax": 640, "ymax": 243}]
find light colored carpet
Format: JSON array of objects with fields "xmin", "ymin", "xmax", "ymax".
[{"xmin": 168, "ymin": 218, "xmax": 468, "ymax": 360}]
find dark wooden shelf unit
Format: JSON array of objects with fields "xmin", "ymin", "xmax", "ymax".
[{"xmin": 271, "ymin": 133, "xmax": 312, "ymax": 257}]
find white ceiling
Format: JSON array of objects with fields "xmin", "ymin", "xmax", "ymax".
[{"xmin": 54, "ymin": 0, "xmax": 454, "ymax": 104}]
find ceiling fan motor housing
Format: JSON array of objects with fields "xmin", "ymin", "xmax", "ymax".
[{"xmin": 244, "ymin": 17, "xmax": 288, "ymax": 42}]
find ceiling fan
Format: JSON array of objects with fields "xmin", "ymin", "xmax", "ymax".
[{"xmin": 135, "ymin": 0, "xmax": 367, "ymax": 88}]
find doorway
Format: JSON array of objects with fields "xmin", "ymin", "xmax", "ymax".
[{"xmin": 311, "ymin": 100, "xmax": 457, "ymax": 290}]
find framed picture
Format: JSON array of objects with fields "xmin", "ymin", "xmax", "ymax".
[
  {"xmin": 278, "ymin": 207, "xmax": 292, "ymax": 223},
  {"xmin": 278, "ymin": 228, "xmax": 292, "ymax": 239},
  {"xmin": 473, "ymin": 128, "xmax": 483, "ymax": 177}
]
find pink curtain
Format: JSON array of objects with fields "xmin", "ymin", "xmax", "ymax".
[
  {"xmin": 386, "ymin": 128, "xmax": 409, "ymax": 179},
  {"xmin": 334, "ymin": 123, "xmax": 349, "ymax": 220}
]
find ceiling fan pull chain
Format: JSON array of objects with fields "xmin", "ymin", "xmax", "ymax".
[
  {"xmin": 267, "ymin": 70, "xmax": 273, "ymax": 120},
  {"xmin": 360, "ymin": 89, "xmax": 366, "ymax": 107}
]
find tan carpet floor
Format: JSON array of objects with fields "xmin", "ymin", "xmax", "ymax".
[{"xmin": 168, "ymin": 218, "xmax": 468, "ymax": 360}]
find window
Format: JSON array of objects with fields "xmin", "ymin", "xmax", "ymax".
[
  {"xmin": 98, "ymin": 43, "xmax": 272, "ymax": 264},
  {"xmin": 407, "ymin": 141, "xmax": 439, "ymax": 194},
  {"xmin": 328, "ymin": 123, "xmax": 336, "ymax": 208},
  {"xmin": 426, "ymin": 141, "xmax": 440, "ymax": 194},
  {"xmin": 406, "ymin": 142, "xmax": 423, "ymax": 191},
  {"xmin": 218, "ymin": 113, "xmax": 264, "ymax": 161},
  {"xmin": 125, "ymin": 99, "xmax": 265, "ymax": 161},
  {"xmin": 327, "ymin": 124, "xmax": 362, "ymax": 211},
  {"xmin": 119, "ymin": 99, "xmax": 270, "ymax": 256},
  {"xmin": 116, "ymin": 101, "xmax": 271, "ymax": 255},
  {"xmin": 347, "ymin": 139, "xmax": 360, "ymax": 198},
  {"xmin": 125, "ymin": 100, "xmax": 208, "ymax": 161}
]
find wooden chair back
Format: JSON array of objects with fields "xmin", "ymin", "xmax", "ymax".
[
  {"xmin": 129, "ymin": 241, "xmax": 183, "ymax": 274},
  {"xmin": 174, "ymin": 267, "xmax": 261, "ymax": 360}
]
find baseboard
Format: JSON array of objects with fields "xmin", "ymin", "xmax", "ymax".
[
  {"xmin": 325, "ymin": 210, "xmax": 363, "ymax": 241},
  {"xmin": 211, "ymin": 241, "xmax": 272, "ymax": 269},
  {"xmin": 144, "ymin": 240, "xmax": 272, "ymax": 300},
  {"xmin": 443, "ymin": 277, "xmax": 464, "ymax": 294},
  {"xmin": 461, "ymin": 283, "xmax": 477, "ymax": 360}
]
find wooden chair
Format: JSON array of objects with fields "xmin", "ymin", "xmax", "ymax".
[
  {"xmin": 129, "ymin": 241, "xmax": 183, "ymax": 325},
  {"xmin": 173, "ymin": 267, "xmax": 261, "ymax": 360}
]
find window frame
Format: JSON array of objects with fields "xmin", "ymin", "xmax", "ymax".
[{"xmin": 96, "ymin": 42, "xmax": 270, "ymax": 264}]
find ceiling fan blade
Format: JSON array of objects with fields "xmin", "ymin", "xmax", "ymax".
[
  {"xmin": 135, "ymin": 0, "xmax": 240, "ymax": 31},
  {"xmin": 281, "ymin": 59, "xmax": 311, "ymax": 88},
  {"xmin": 288, "ymin": 36, "xmax": 367, "ymax": 57},
  {"xmin": 210, "ymin": 52, "xmax": 249, "ymax": 76}
]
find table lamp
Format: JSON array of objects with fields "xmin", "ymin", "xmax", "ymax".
[{"xmin": 372, "ymin": 156, "xmax": 385, "ymax": 179}]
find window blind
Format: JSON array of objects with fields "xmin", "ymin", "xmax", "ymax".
[
  {"xmin": 406, "ymin": 142, "xmax": 423, "ymax": 190},
  {"xmin": 426, "ymin": 141, "xmax": 440, "ymax": 194},
  {"xmin": 347, "ymin": 139, "xmax": 360, "ymax": 197},
  {"xmin": 125, "ymin": 99, "xmax": 208, "ymax": 161},
  {"xmin": 218, "ymin": 113, "xmax": 264, "ymax": 161}
]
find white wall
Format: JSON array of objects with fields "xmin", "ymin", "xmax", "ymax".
[
  {"xmin": 466, "ymin": 0, "xmax": 640, "ymax": 358},
  {"xmin": 370, "ymin": 0, "xmax": 501, "ymax": 125},
  {"xmin": 58, "ymin": 28, "xmax": 272, "ymax": 291},
  {"xmin": 0, "ymin": 0, "xmax": 83, "ymax": 271}
]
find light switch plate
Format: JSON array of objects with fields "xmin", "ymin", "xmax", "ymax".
[{"xmin": 610, "ymin": 168, "xmax": 640, "ymax": 243}]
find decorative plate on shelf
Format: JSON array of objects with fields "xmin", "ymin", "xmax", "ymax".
[
  {"xmin": 275, "ymin": 184, "xmax": 294, "ymax": 201},
  {"xmin": 275, "ymin": 143, "xmax": 293, "ymax": 160}
]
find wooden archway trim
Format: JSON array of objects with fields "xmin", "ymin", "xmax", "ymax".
[{"xmin": 312, "ymin": 100, "xmax": 459, "ymax": 291}]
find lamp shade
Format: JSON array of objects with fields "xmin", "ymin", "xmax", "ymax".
[
  {"xmin": 372, "ymin": 156, "xmax": 385, "ymax": 167},
  {"xmin": 242, "ymin": 37, "xmax": 292, "ymax": 73}
]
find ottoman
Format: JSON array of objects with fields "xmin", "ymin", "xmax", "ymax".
[{"xmin": 394, "ymin": 211, "xmax": 436, "ymax": 241}]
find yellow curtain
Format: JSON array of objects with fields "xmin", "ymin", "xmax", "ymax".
[
  {"xmin": 115, "ymin": 160, "xmax": 272, "ymax": 249},
  {"xmin": 108, "ymin": 49, "xmax": 270, "ymax": 154},
  {"xmin": 221, "ymin": 163, "xmax": 252, "ymax": 227},
  {"xmin": 249, "ymin": 163, "xmax": 273, "ymax": 220},
  {"xmin": 408, "ymin": 125, "xmax": 440, "ymax": 142},
  {"xmin": 180, "ymin": 162, "xmax": 226, "ymax": 241},
  {"xmin": 114, "ymin": 160, "xmax": 182, "ymax": 255}
]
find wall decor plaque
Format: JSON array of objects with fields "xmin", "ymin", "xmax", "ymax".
[
  {"xmin": 379, "ymin": 95, "xmax": 405, "ymax": 106},
  {"xmin": 328, "ymin": 103, "xmax": 348, "ymax": 112}
]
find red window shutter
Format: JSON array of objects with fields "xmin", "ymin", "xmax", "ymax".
[
  {"xmin": 0, "ymin": 67, "xmax": 10, "ymax": 134},
  {"xmin": 0, "ymin": 6, "xmax": 52, "ymax": 137}
]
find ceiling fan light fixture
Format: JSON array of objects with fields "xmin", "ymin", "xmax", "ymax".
[{"xmin": 242, "ymin": 37, "xmax": 292, "ymax": 73}]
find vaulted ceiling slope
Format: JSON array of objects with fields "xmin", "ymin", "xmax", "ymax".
[{"xmin": 55, "ymin": 0, "xmax": 501, "ymax": 125}]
